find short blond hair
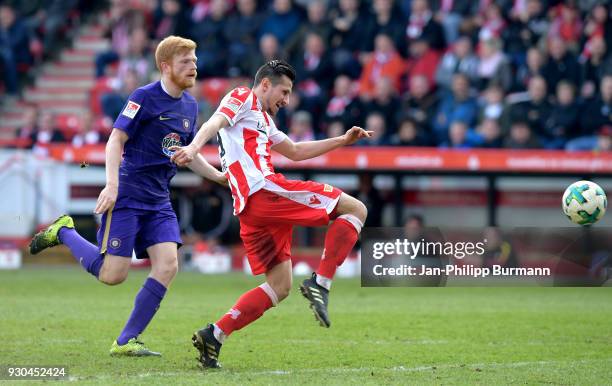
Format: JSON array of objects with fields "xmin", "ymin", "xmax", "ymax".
[{"xmin": 155, "ymin": 36, "xmax": 197, "ymax": 71}]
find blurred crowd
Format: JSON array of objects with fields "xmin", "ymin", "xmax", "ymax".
[
  {"xmin": 0, "ymin": 0, "xmax": 101, "ymax": 96},
  {"xmin": 3, "ymin": 0, "xmax": 612, "ymax": 151}
]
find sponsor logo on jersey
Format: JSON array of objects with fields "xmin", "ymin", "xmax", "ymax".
[
  {"xmin": 323, "ymin": 184, "xmax": 333, "ymax": 193},
  {"xmin": 162, "ymin": 132, "xmax": 182, "ymax": 157},
  {"xmin": 122, "ymin": 100, "xmax": 141, "ymax": 119},
  {"xmin": 159, "ymin": 115, "xmax": 172, "ymax": 121},
  {"xmin": 183, "ymin": 119, "xmax": 189, "ymax": 129}
]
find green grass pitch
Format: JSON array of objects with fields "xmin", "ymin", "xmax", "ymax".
[{"xmin": 1, "ymin": 267, "xmax": 611, "ymax": 384}]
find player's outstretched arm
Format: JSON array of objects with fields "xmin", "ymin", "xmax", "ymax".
[
  {"xmin": 273, "ymin": 126, "xmax": 372, "ymax": 161},
  {"xmin": 170, "ymin": 114, "xmax": 228, "ymax": 167},
  {"xmin": 187, "ymin": 153, "xmax": 227, "ymax": 186},
  {"xmin": 94, "ymin": 128, "xmax": 128, "ymax": 214}
]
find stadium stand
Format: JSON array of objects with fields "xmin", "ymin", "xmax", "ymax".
[{"xmin": 0, "ymin": 0, "xmax": 610, "ymax": 151}]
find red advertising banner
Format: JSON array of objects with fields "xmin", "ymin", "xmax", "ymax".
[{"xmin": 44, "ymin": 145, "xmax": 612, "ymax": 174}]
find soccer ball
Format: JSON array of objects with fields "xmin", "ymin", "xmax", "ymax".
[{"xmin": 562, "ymin": 180, "xmax": 607, "ymax": 225}]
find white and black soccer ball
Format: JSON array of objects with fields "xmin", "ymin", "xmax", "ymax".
[{"xmin": 562, "ymin": 180, "xmax": 607, "ymax": 225}]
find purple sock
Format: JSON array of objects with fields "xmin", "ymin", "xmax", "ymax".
[
  {"xmin": 58, "ymin": 228, "xmax": 104, "ymax": 278},
  {"xmin": 117, "ymin": 277, "xmax": 167, "ymax": 345}
]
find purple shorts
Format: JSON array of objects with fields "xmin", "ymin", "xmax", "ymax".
[{"xmin": 97, "ymin": 206, "xmax": 182, "ymax": 259}]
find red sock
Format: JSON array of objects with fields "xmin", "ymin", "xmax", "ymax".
[
  {"xmin": 317, "ymin": 216, "xmax": 361, "ymax": 279},
  {"xmin": 216, "ymin": 283, "xmax": 276, "ymax": 336}
]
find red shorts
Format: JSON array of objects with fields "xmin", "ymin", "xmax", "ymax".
[{"xmin": 239, "ymin": 174, "xmax": 343, "ymax": 275}]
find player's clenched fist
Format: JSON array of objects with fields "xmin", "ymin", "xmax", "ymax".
[
  {"xmin": 170, "ymin": 144, "xmax": 197, "ymax": 166},
  {"xmin": 94, "ymin": 184, "xmax": 118, "ymax": 214},
  {"xmin": 342, "ymin": 126, "xmax": 373, "ymax": 145}
]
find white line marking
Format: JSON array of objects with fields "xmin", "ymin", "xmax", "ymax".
[{"xmin": 66, "ymin": 358, "xmax": 612, "ymax": 381}]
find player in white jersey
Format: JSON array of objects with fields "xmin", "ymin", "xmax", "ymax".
[{"xmin": 171, "ymin": 60, "xmax": 371, "ymax": 368}]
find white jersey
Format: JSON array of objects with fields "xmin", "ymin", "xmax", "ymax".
[{"xmin": 214, "ymin": 86, "xmax": 288, "ymax": 214}]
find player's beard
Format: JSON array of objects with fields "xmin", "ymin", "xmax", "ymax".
[
  {"xmin": 266, "ymin": 97, "xmax": 279, "ymax": 116},
  {"xmin": 170, "ymin": 68, "xmax": 195, "ymax": 90}
]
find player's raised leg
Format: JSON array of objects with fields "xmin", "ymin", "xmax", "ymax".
[
  {"xmin": 110, "ymin": 242, "xmax": 177, "ymax": 357},
  {"xmin": 29, "ymin": 214, "xmax": 108, "ymax": 278},
  {"xmin": 301, "ymin": 192, "xmax": 367, "ymax": 327},
  {"xmin": 193, "ymin": 260, "xmax": 291, "ymax": 368}
]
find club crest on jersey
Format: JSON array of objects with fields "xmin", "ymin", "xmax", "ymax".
[
  {"xmin": 109, "ymin": 238, "xmax": 121, "ymax": 249},
  {"xmin": 121, "ymin": 100, "xmax": 141, "ymax": 119},
  {"xmin": 162, "ymin": 132, "xmax": 182, "ymax": 157},
  {"xmin": 183, "ymin": 119, "xmax": 189, "ymax": 129}
]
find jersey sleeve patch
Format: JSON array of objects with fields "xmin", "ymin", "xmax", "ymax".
[
  {"xmin": 218, "ymin": 88, "xmax": 250, "ymax": 122},
  {"xmin": 121, "ymin": 100, "xmax": 141, "ymax": 119},
  {"xmin": 226, "ymin": 97, "xmax": 243, "ymax": 113}
]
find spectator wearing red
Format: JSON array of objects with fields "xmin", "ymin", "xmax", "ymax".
[
  {"xmin": 406, "ymin": 38, "xmax": 441, "ymax": 90},
  {"xmin": 548, "ymin": 3, "xmax": 583, "ymax": 50},
  {"xmin": 358, "ymin": 33, "xmax": 406, "ymax": 101}
]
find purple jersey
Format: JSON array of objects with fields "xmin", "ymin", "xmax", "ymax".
[{"xmin": 113, "ymin": 81, "xmax": 197, "ymax": 210}]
